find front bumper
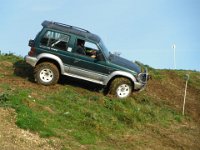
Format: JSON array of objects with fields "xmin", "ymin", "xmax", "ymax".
[
  {"xmin": 134, "ymin": 68, "xmax": 148, "ymax": 91},
  {"xmin": 25, "ymin": 55, "xmax": 38, "ymax": 67}
]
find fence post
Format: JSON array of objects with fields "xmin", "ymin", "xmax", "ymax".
[{"xmin": 182, "ymin": 74, "xmax": 189, "ymax": 115}]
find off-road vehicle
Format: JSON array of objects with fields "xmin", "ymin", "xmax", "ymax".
[{"xmin": 25, "ymin": 21, "xmax": 148, "ymax": 98}]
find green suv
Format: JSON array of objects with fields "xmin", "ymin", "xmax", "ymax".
[{"xmin": 25, "ymin": 21, "xmax": 148, "ymax": 98}]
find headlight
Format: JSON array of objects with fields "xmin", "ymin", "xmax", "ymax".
[{"xmin": 137, "ymin": 68, "xmax": 148, "ymax": 84}]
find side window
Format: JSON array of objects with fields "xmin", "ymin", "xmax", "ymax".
[
  {"xmin": 84, "ymin": 41, "xmax": 99, "ymax": 58},
  {"xmin": 74, "ymin": 39, "xmax": 100, "ymax": 59},
  {"xmin": 40, "ymin": 31, "xmax": 70, "ymax": 51},
  {"xmin": 85, "ymin": 42, "xmax": 99, "ymax": 51}
]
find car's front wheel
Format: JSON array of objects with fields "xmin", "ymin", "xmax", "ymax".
[
  {"xmin": 34, "ymin": 62, "xmax": 59, "ymax": 85},
  {"xmin": 109, "ymin": 78, "xmax": 132, "ymax": 99}
]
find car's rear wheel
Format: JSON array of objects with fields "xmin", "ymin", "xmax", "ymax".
[
  {"xmin": 109, "ymin": 78, "xmax": 132, "ymax": 98},
  {"xmin": 34, "ymin": 62, "xmax": 59, "ymax": 85}
]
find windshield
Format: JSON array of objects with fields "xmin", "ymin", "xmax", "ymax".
[{"xmin": 98, "ymin": 40, "xmax": 110, "ymax": 59}]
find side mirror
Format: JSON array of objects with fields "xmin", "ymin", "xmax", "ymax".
[
  {"xmin": 28, "ymin": 40, "xmax": 35, "ymax": 47},
  {"xmin": 113, "ymin": 51, "xmax": 121, "ymax": 56},
  {"xmin": 96, "ymin": 51, "xmax": 105, "ymax": 61}
]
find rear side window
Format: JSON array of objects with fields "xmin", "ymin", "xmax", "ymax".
[{"xmin": 40, "ymin": 31, "xmax": 70, "ymax": 51}]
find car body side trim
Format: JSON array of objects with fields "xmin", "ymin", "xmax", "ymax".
[
  {"xmin": 66, "ymin": 65, "xmax": 108, "ymax": 84},
  {"xmin": 63, "ymin": 72, "xmax": 104, "ymax": 85}
]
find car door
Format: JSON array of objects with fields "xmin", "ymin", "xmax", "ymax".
[{"xmin": 69, "ymin": 40, "xmax": 110, "ymax": 84}]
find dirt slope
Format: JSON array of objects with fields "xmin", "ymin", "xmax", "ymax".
[
  {"xmin": 146, "ymin": 70, "xmax": 200, "ymax": 123},
  {"xmin": 0, "ymin": 108, "xmax": 61, "ymax": 150},
  {"xmin": 0, "ymin": 57, "xmax": 200, "ymax": 149}
]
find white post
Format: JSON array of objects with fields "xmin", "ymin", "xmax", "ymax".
[
  {"xmin": 172, "ymin": 44, "xmax": 176, "ymax": 69},
  {"xmin": 183, "ymin": 74, "xmax": 189, "ymax": 115}
]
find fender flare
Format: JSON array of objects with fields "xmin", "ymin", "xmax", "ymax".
[
  {"xmin": 104, "ymin": 71, "xmax": 137, "ymax": 85},
  {"xmin": 36, "ymin": 53, "xmax": 65, "ymax": 74}
]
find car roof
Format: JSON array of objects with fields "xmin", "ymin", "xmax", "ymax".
[{"xmin": 42, "ymin": 20, "xmax": 101, "ymax": 43}]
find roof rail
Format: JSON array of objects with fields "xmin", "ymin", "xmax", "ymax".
[{"xmin": 52, "ymin": 21, "xmax": 90, "ymax": 33}]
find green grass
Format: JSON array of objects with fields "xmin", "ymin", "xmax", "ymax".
[
  {"xmin": 0, "ymin": 86, "xmax": 184, "ymax": 145},
  {"xmin": 0, "ymin": 53, "xmax": 23, "ymax": 62}
]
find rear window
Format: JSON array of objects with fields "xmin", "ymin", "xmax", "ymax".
[{"xmin": 40, "ymin": 31, "xmax": 70, "ymax": 51}]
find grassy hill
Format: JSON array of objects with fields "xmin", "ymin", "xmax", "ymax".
[{"xmin": 0, "ymin": 54, "xmax": 199, "ymax": 149}]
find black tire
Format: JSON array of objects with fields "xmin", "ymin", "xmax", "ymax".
[
  {"xmin": 109, "ymin": 78, "xmax": 132, "ymax": 98},
  {"xmin": 34, "ymin": 62, "xmax": 59, "ymax": 85}
]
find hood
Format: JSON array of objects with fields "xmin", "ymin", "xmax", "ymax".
[{"xmin": 109, "ymin": 54, "xmax": 141, "ymax": 73}]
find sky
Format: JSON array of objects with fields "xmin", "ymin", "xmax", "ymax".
[{"xmin": 0, "ymin": 0, "xmax": 200, "ymax": 71}]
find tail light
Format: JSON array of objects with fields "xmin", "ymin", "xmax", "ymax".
[
  {"xmin": 28, "ymin": 47, "xmax": 35, "ymax": 56},
  {"xmin": 28, "ymin": 39, "xmax": 35, "ymax": 56}
]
